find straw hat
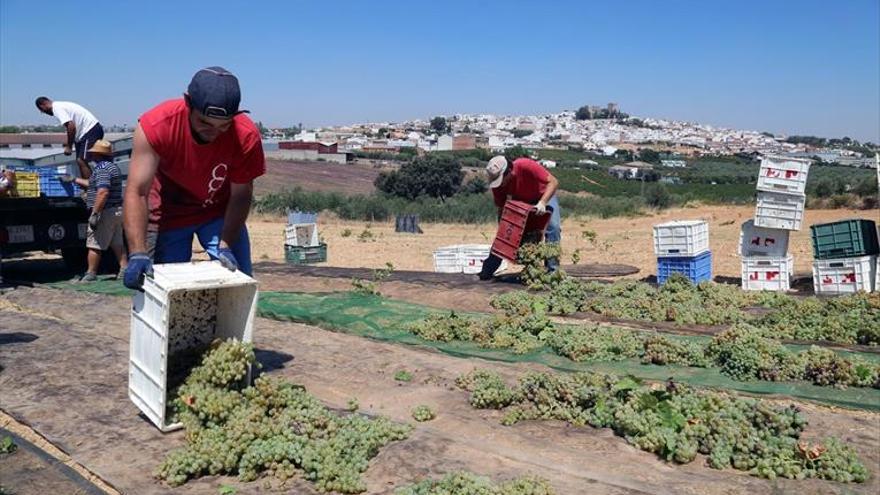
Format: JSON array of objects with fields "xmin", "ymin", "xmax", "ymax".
[{"xmin": 87, "ymin": 140, "xmax": 113, "ymax": 155}]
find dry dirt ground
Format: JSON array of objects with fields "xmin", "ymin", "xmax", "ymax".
[
  {"xmin": 1, "ymin": 287, "xmax": 879, "ymax": 495},
  {"xmin": 254, "ymin": 160, "xmax": 387, "ymax": 197},
  {"xmin": 247, "ymin": 205, "xmax": 878, "ymax": 279}
]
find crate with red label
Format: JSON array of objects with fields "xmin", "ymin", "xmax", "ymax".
[
  {"xmin": 741, "ymin": 255, "xmax": 793, "ymax": 291},
  {"xmin": 812, "ymin": 255, "xmax": 877, "ymax": 295},
  {"xmin": 756, "ymin": 155, "xmax": 811, "ymax": 195},
  {"xmin": 738, "ymin": 219, "xmax": 790, "ymax": 257}
]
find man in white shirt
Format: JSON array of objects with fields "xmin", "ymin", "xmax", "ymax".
[{"xmin": 35, "ymin": 97, "xmax": 104, "ymax": 180}]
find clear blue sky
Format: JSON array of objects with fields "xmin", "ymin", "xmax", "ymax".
[{"xmin": 2, "ymin": 0, "xmax": 878, "ymax": 141}]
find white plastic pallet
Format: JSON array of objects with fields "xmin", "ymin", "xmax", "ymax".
[
  {"xmin": 129, "ymin": 261, "xmax": 258, "ymax": 432},
  {"xmin": 741, "ymin": 255, "xmax": 793, "ymax": 291},
  {"xmin": 284, "ymin": 223, "xmax": 319, "ymax": 247},
  {"xmin": 754, "ymin": 191, "xmax": 805, "ymax": 231},
  {"xmin": 756, "ymin": 155, "xmax": 811, "ymax": 195},
  {"xmin": 812, "ymin": 255, "xmax": 876, "ymax": 295},
  {"xmin": 652, "ymin": 220, "xmax": 709, "ymax": 256},
  {"xmin": 738, "ymin": 219, "xmax": 790, "ymax": 257}
]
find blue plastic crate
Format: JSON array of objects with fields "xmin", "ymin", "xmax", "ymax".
[
  {"xmin": 657, "ymin": 250, "xmax": 712, "ymax": 285},
  {"xmin": 39, "ymin": 173, "xmax": 77, "ymax": 197},
  {"xmin": 7, "ymin": 165, "xmax": 78, "ymax": 197}
]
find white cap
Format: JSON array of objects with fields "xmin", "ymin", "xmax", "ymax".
[{"xmin": 486, "ymin": 156, "xmax": 508, "ymax": 189}]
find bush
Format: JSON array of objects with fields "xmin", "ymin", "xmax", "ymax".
[
  {"xmin": 375, "ymin": 154, "xmax": 464, "ymax": 200},
  {"xmin": 643, "ymin": 183, "xmax": 672, "ymax": 209}
]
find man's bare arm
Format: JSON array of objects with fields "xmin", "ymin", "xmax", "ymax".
[
  {"xmin": 123, "ymin": 124, "xmax": 160, "ymax": 254},
  {"xmin": 220, "ymin": 181, "xmax": 253, "ymax": 248}
]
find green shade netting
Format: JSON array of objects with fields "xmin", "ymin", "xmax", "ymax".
[{"xmin": 46, "ymin": 280, "xmax": 880, "ymax": 411}]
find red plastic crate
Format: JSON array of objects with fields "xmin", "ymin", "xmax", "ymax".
[{"xmin": 490, "ymin": 200, "xmax": 553, "ymax": 261}]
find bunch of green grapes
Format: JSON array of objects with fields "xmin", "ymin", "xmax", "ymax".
[
  {"xmin": 640, "ymin": 335, "xmax": 708, "ymax": 367},
  {"xmin": 516, "ymin": 243, "xmax": 565, "ymax": 290},
  {"xmin": 411, "ymin": 405, "xmax": 436, "ymax": 422},
  {"xmin": 395, "ymin": 471, "xmax": 555, "ymax": 495},
  {"xmin": 542, "ymin": 325, "xmax": 643, "ymax": 362},
  {"xmin": 156, "ymin": 341, "xmax": 412, "ymax": 493}
]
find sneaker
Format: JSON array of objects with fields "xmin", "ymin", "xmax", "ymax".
[
  {"xmin": 69, "ymin": 274, "xmax": 83, "ymax": 283},
  {"xmin": 78, "ymin": 272, "xmax": 98, "ymax": 283},
  {"xmin": 115, "ymin": 269, "xmax": 126, "ymax": 280}
]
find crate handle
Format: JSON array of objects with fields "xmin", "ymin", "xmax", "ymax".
[{"xmin": 829, "ymin": 262, "xmax": 845, "ymax": 268}]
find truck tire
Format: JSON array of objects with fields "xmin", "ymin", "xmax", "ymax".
[{"xmin": 61, "ymin": 247, "xmax": 88, "ymax": 272}]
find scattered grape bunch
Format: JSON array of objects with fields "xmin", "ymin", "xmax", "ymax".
[
  {"xmin": 395, "ymin": 471, "xmax": 555, "ymax": 495},
  {"xmin": 456, "ymin": 368, "xmax": 869, "ymax": 483},
  {"xmin": 155, "ymin": 340, "xmax": 411, "ymax": 492},
  {"xmin": 411, "ymin": 405, "xmax": 436, "ymax": 422}
]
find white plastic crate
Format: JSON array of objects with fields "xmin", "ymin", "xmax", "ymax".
[
  {"xmin": 284, "ymin": 223, "xmax": 319, "ymax": 247},
  {"xmin": 738, "ymin": 219, "xmax": 790, "ymax": 257},
  {"xmin": 433, "ymin": 244, "xmax": 507, "ymax": 274},
  {"xmin": 741, "ymin": 255, "xmax": 794, "ymax": 291},
  {"xmin": 812, "ymin": 255, "xmax": 877, "ymax": 295},
  {"xmin": 756, "ymin": 155, "xmax": 811, "ymax": 195},
  {"xmin": 652, "ymin": 220, "xmax": 709, "ymax": 256},
  {"xmin": 432, "ymin": 249, "xmax": 461, "ymax": 273},
  {"xmin": 129, "ymin": 261, "xmax": 258, "ymax": 432},
  {"xmin": 459, "ymin": 244, "xmax": 508, "ymax": 274},
  {"xmin": 754, "ymin": 191, "xmax": 805, "ymax": 231}
]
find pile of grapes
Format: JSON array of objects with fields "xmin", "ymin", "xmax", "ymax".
[
  {"xmin": 408, "ymin": 293, "xmax": 879, "ymax": 388},
  {"xmin": 456, "ymin": 368, "xmax": 869, "ymax": 483},
  {"xmin": 576, "ymin": 278, "xmax": 878, "ymax": 345},
  {"xmin": 155, "ymin": 340, "xmax": 411, "ymax": 492},
  {"xmin": 395, "ymin": 471, "xmax": 555, "ymax": 495},
  {"xmin": 516, "ymin": 243, "xmax": 565, "ymax": 290}
]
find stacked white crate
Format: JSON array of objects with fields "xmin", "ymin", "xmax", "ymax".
[{"xmin": 741, "ymin": 155, "xmax": 810, "ymax": 291}]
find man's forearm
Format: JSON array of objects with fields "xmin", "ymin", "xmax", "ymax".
[
  {"xmin": 65, "ymin": 124, "xmax": 76, "ymax": 147},
  {"xmin": 540, "ymin": 180, "xmax": 558, "ymax": 205},
  {"xmin": 74, "ymin": 178, "xmax": 88, "ymax": 188},
  {"xmin": 220, "ymin": 189, "xmax": 253, "ymax": 247},
  {"xmin": 93, "ymin": 190, "xmax": 108, "ymax": 213},
  {"xmin": 123, "ymin": 189, "xmax": 150, "ymax": 253}
]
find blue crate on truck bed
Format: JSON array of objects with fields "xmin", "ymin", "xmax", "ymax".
[{"xmin": 657, "ymin": 250, "xmax": 712, "ymax": 285}]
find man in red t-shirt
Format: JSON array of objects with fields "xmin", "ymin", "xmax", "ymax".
[
  {"xmin": 479, "ymin": 153, "xmax": 562, "ymax": 280},
  {"xmin": 122, "ymin": 67, "xmax": 265, "ymax": 290}
]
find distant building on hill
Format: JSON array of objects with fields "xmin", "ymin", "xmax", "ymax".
[
  {"xmin": 660, "ymin": 159, "xmax": 687, "ymax": 168},
  {"xmin": 437, "ymin": 134, "xmax": 476, "ymax": 151}
]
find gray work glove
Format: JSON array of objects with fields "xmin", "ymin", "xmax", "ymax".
[{"xmin": 88, "ymin": 211, "xmax": 101, "ymax": 229}]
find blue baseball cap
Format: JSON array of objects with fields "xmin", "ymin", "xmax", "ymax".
[{"xmin": 187, "ymin": 66, "xmax": 249, "ymax": 119}]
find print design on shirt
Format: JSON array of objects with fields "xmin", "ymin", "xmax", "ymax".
[{"xmin": 204, "ymin": 163, "xmax": 229, "ymax": 207}]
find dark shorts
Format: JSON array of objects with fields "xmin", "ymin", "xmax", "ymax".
[{"xmin": 75, "ymin": 123, "xmax": 104, "ymax": 161}]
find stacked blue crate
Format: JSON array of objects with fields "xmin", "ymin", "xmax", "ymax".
[
  {"xmin": 653, "ymin": 220, "xmax": 712, "ymax": 285},
  {"xmin": 656, "ymin": 251, "xmax": 713, "ymax": 285}
]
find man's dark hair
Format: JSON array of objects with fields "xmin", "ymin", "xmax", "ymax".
[{"xmin": 35, "ymin": 96, "xmax": 51, "ymax": 108}]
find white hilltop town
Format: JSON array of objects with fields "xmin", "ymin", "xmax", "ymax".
[{"xmin": 261, "ymin": 103, "xmax": 878, "ymax": 168}]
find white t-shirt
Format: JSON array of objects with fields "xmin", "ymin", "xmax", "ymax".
[{"xmin": 52, "ymin": 101, "xmax": 99, "ymax": 141}]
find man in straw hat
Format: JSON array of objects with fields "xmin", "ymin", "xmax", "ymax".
[
  {"xmin": 122, "ymin": 66, "xmax": 265, "ymax": 291},
  {"xmin": 478, "ymin": 151, "xmax": 562, "ymax": 280},
  {"xmin": 72, "ymin": 139, "xmax": 127, "ymax": 282}
]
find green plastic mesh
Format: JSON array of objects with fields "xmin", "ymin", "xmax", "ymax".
[{"xmin": 45, "ymin": 281, "xmax": 880, "ymax": 411}]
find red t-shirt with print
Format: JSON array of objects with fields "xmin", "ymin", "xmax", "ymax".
[
  {"xmin": 139, "ymin": 98, "xmax": 265, "ymax": 231},
  {"xmin": 491, "ymin": 157, "xmax": 551, "ymax": 208}
]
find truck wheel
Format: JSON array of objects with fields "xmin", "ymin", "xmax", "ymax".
[{"xmin": 61, "ymin": 247, "xmax": 88, "ymax": 272}]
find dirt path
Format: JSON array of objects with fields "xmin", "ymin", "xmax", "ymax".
[{"xmin": 1, "ymin": 287, "xmax": 878, "ymax": 495}]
